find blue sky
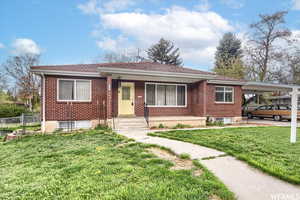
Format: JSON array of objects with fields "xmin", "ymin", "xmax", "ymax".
[{"xmin": 1, "ymin": 0, "xmax": 300, "ymax": 71}]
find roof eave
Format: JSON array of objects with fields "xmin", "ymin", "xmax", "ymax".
[
  {"xmin": 207, "ymin": 79, "xmax": 246, "ymax": 85},
  {"xmin": 30, "ymin": 69, "xmax": 101, "ymax": 77},
  {"xmin": 97, "ymin": 67, "xmax": 217, "ymax": 80}
]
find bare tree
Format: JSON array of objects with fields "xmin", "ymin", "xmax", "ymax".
[
  {"xmin": 244, "ymin": 11, "xmax": 291, "ymax": 82},
  {"xmin": 3, "ymin": 54, "xmax": 40, "ymax": 111},
  {"xmin": 98, "ymin": 48, "xmax": 147, "ymax": 63},
  {"xmin": 0, "ymin": 72, "xmax": 8, "ymax": 91},
  {"xmin": 278, "ymin": 45, "xmax": 300, "ymax": 84}
]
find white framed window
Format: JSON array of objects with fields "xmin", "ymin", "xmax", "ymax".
[
  {"xmin": 145, "ymin": 83, "xmax": 187, "ymax": 107},
  {"xmin": 215, "ymin": 86, "xmax": 234, "ymax": 103},
  {"xmin": 58, "ymin": 120, "xmax": 91, "ymax": 130},
  {"xmin": 57, "ymin": 79, "xmax": 91, "ymax": 101}
]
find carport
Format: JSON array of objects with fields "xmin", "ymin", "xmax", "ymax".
[{"xmin": 242, "ymin": 81, "xmax": 300, "ymax": 143}]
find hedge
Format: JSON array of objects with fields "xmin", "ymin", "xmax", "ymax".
[{"xmin": 0, "ymin": 104, "xmax": 28, "ymax": 118}]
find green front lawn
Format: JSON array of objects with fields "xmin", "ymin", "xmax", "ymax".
[
  {"xmin": 0, "ymin": 129, "xmax": 234, "ymax": 200},
  {"xmin": 149, "ymin": 127, "xmax": 300, "ymax": 184}
]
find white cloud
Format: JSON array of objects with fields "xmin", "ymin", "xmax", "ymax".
[
  {"xmin": 0, "ymin": 43, "xmax": 5, "ymax": 49},
  {"xmin": 97, "ymin": 35, "xmax": 131, "ymax": 52},
  {"xmin": 195, "ymin": 0, "xmax": 211, "ymax": 11},
  {"xmin": 220, "ymin": 0, "xmax": 244, "ymax": 9},
  {"xmin": 100, "ymin": 6, "xmax": 234, "ymax": 66},
  {"xmin": 12, "ymin": 38, "xmax": 41, "ymax": 55},
  {"xmin": 78, "ymin": 0, "xmax": 99, "ymax": 15},
  {"xmin": 103, "ymin": 0, "xmax": 135, "ymax": 12},
  {"xmin": 78, "ymin": 0, "xmax": 135, "ymax": 14},
  {"xmin": 292, "ymin": 0, "xmax": 300, "ymax": 10}
]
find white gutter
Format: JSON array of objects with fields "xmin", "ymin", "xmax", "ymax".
[
  {"xmin": 41, "ymin": 73, "xmax": 46, "ymax": 133},
  {"xmin": 31, "ymin": 69, "xmax": 100, "ymax": 77},
  {"xmin": 207, "ymin": 79, "xmax": 246, "ymax": 85},
  {"xmin": 244, "ymin": 81, "xmax": 298, "ymax": 89},
  {"xmin": 97, "ymin": 67, "xmax": 218, "ymax": 80}
]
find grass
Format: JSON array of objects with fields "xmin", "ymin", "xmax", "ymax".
[
  {"xmin": 149, "ymin": 126, "xmax": 300, "ymax": 184},
  {"xmin": 0, "ymin": 124, "xmax": 41, "ymax": 132},
  {"xmin": 179, "ymin": 153, "xmax": 191, "ymax": 159},
  {"xmin": 0, "ymin": 128, "xmax": 235, "ymax": 200}
]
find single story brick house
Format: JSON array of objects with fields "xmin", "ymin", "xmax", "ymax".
[{"xmin": 31, "ymin": 62, "xmax": 246, "ymax": 132}]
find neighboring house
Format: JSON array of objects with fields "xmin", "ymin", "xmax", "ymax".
[{"xmin": 31, "ymin": 62, "xmax": 246, "ymax": 132}]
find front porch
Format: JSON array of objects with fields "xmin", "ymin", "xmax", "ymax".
[
  {"xmin": 106, "ymin": 78, "xmax": 243, "ymax": 129},
  {"xmin": 113, "ymin": 116, "xmax": 207, "ymax": 131},
  {"xmin": 99, "ymin": 66, "xmax": 245, "ymax": 130}
]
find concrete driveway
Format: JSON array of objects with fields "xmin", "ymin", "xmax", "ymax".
[{"xmin": 244, "ymin": 118, "xmax": 300, "ymax": 126}]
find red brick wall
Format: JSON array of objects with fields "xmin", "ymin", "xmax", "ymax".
[
  {"xmin": 44, "ymin": 76, "xmax": 242, "ymax": 120},
  {"xmin": 44, "ymin": 75, "xmax": 107, "ymax": 121},
  {"xmin": 206, "ymin": 84, "xmax": 242, "ymax": 117},
  {"xmin": 191, "ymin": 81, "xmax": 207, "ymax": 116},
  {"xmin": 112, "ymin": 80, "xmax": 119, "ymax": 118}
]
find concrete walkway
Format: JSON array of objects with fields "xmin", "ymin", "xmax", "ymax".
[{"xmin": 117, "ymin": 129, "xmax": 300, "ymax": 200}]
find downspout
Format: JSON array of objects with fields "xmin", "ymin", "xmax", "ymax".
[{"xmin": 41, "ymin": 73, "xmax": 46, "ymax": 133}]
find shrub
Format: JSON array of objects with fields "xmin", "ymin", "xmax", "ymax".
[
  {"xmin": 158, "ymin": 123, "xmax": 165, "ymax": 129},
  {"xmin": 0, "ymin": 104, "xmax": 28, "ymax": 118},
  {"xmin": 172, "ymin": 123, "xmax": 192, "ymax": 129},
  {"xmin": 95, "ymin": 124, "xmax": 112, "ymax": 132},
  {"xmin": 206, "ymin": 120, "xmax": 224, "ymax": 126},
  {"xmin": 215, "ymin": 120, "xmax": 224, "ymax": 126}
]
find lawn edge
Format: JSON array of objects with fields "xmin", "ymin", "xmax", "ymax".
[{"xmin": 148, "ymin": 130, "xmax": 300, "ymax": 185}]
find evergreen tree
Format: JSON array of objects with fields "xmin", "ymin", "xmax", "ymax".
[
  {"xmin": 213, "ymin": 58, "xmax": 245, "ymax": 79},
  {"xmin": 147, "ymin": 38, "xmax": 183, "ymax": 66},
  {"xmin": 214, "ymin": 32, "xmax": 244, "ymax": 79}
]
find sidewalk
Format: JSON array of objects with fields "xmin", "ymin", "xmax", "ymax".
[{"xmin": 117, "ymin": 129, "xmax": 300, "ymax": 200}]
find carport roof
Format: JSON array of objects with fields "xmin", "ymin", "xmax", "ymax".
[{"xmin": 242, "ymin": 81, "xmax": 299, "ymax": 93}]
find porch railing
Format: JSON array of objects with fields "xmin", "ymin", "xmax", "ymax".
[{"xmin": 144, "ymin": 102, "xmax": 149, "ymax": 127}]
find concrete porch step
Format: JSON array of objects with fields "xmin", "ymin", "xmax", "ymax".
[
  {"xmin": 117, "ymin": 121, "xmax": 147, "ymax": 125},
  {"xmin": 117, "ymin": 124, "xmax": 147, "ymax": 128},
  {"xmin": 115, "ymin": 117, "xmax": 146, "ymax": 122},
  {"xmin": 114, "ymin": 117, "xmax": 149, "ymax": 131},
  {"xmin": 115, "ymin": 127, "xmax": 149, "ymax": 131}
]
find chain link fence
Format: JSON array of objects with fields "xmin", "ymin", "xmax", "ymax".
[{"xmin": 0, "ymin": 113, "xmax": 40, "ymax": 136}]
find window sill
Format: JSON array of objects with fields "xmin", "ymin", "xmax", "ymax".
[
  {"xmin": 57, "ymin": 100, "xmax": 92, "ymax": 103},
  {"xmin": 146, "ymin": 105, "xmax": 187, "ymax": 108},
  {"xmin": 214, "ymin": 102, "xmax": 234, "ymax": 104}
]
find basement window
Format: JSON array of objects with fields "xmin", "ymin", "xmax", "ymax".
[
  {"xmin": 215, "ymin": 117, "xmax": 232, "ymax": 124},
  {"xmin": 58, "ymin": 120, "xmax": 91, "ymax": 130}
]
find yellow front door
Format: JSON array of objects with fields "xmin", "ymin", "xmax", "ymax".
[{"xmin": 118, "ymin": 82, "xmax": 135, "ymax": 116}]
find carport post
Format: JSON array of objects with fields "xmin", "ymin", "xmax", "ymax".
[{"xmin": 290, "ymin": 87, "xmax": 298, "ymax": 143}]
